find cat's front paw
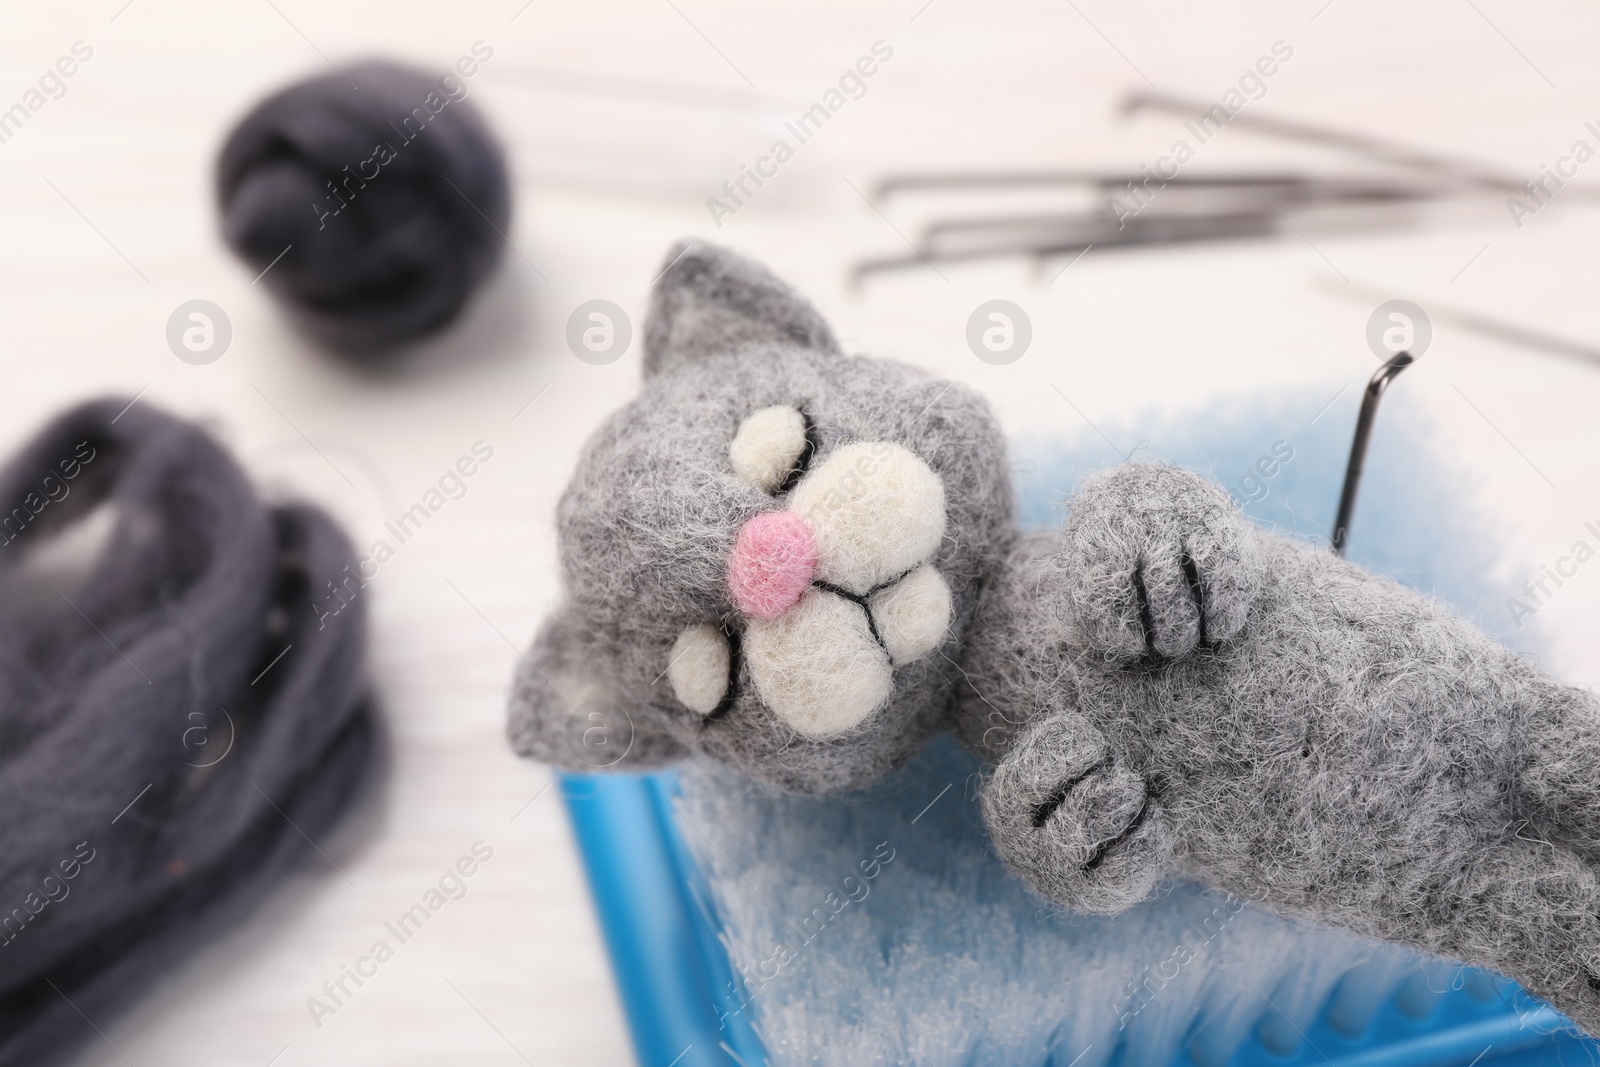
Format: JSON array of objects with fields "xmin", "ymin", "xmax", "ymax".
[
  {"xmin": 982, "ymin": 714, "xmax": 1171, "ymax": 914},
  {"xmin": 1055, "ymin": 463, "xmax": 1261, "ymax": 663}
]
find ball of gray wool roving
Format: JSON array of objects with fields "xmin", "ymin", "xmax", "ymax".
[{"xmin": 217, "ymin": 60, "xmax": 511, "ymax": 355}]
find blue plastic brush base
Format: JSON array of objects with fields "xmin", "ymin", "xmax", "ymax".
[{"xmin": 563, "ymin": 769, "xmax": 1600, "ymax": 1067}]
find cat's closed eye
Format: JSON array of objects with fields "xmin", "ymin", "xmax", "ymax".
[{"xmin": 729, "ymin": 405, "xmax": 815, "ymax": 494}]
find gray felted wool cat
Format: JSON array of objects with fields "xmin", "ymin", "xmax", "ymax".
[{"xmin": 510, "ymin": 240, "xmax": 1600, "ymax": 1035}]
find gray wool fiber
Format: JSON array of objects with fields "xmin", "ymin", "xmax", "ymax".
[
  {"xmin": 0, "ymin": 398, "xmax": 377, "ymax": 1067},
  {"xmin": 508, "ymin": 240, "xmax": 1600, "ymax": 1035},
  {"xmin": 217, "ymin": 60, "xmax": 510, "ymax": 356}
]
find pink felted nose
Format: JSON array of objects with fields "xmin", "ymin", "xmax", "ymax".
[{"xmin": 727, "ymin": 510, "xmax": 817, "ymax": 620}]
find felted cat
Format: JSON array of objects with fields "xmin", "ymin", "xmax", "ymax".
[{"xmin": 510, "ymin": 240, "xmax": 1600, "ymax": 1035}]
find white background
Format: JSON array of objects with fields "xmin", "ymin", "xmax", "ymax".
[{"xmin": 2, "ymin": 1, "xmax": 1598, "ymax": 1064}]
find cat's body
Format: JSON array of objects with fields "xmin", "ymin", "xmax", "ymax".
[
  {"xmin": 511, "ymin": 241, "xmax": 1600, "ymax": 1034},
  {"xmin": 966, "ymin": 490, "xmax": 1600, "ymax": 1030}
]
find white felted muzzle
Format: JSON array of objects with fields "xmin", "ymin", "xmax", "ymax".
[{"xmin": 669, "ymin": 439, "xmax": 953, "ymax": 737}]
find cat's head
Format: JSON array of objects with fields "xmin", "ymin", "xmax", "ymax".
[{"xmin": 508, "ymin": 242, "xmax": 1013, "ymax": 794}]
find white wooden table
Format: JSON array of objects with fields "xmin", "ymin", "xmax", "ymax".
[{"xmin": 1, "ymin": 1, "xmax": 1597, "ymax": 1063}]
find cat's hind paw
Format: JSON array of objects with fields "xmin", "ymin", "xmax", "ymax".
[{"xmin": 982, "ymin": 713, "xmax": 1171, "ymax": 914}]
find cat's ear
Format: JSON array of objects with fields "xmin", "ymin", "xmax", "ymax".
[
  {"xmin": 507, "ymin": 604, "xmax": 687, "ymax": 772},
  {"xmin": 642, "ymin": 240, "xmax": 840, "ymax": 379}
]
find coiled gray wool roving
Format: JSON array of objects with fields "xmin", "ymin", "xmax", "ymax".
[
  {"xmin": 0, "ymin": 398, "xmax": 377, "ymax": 1067},
  {"xmin": 217, "ymin": 59, "xmax": 512, "ymax": 356}
]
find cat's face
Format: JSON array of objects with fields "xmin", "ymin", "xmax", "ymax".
[{"xmin": 508, "ymin": 242, "xmax": 1013, "ymax": 794}]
